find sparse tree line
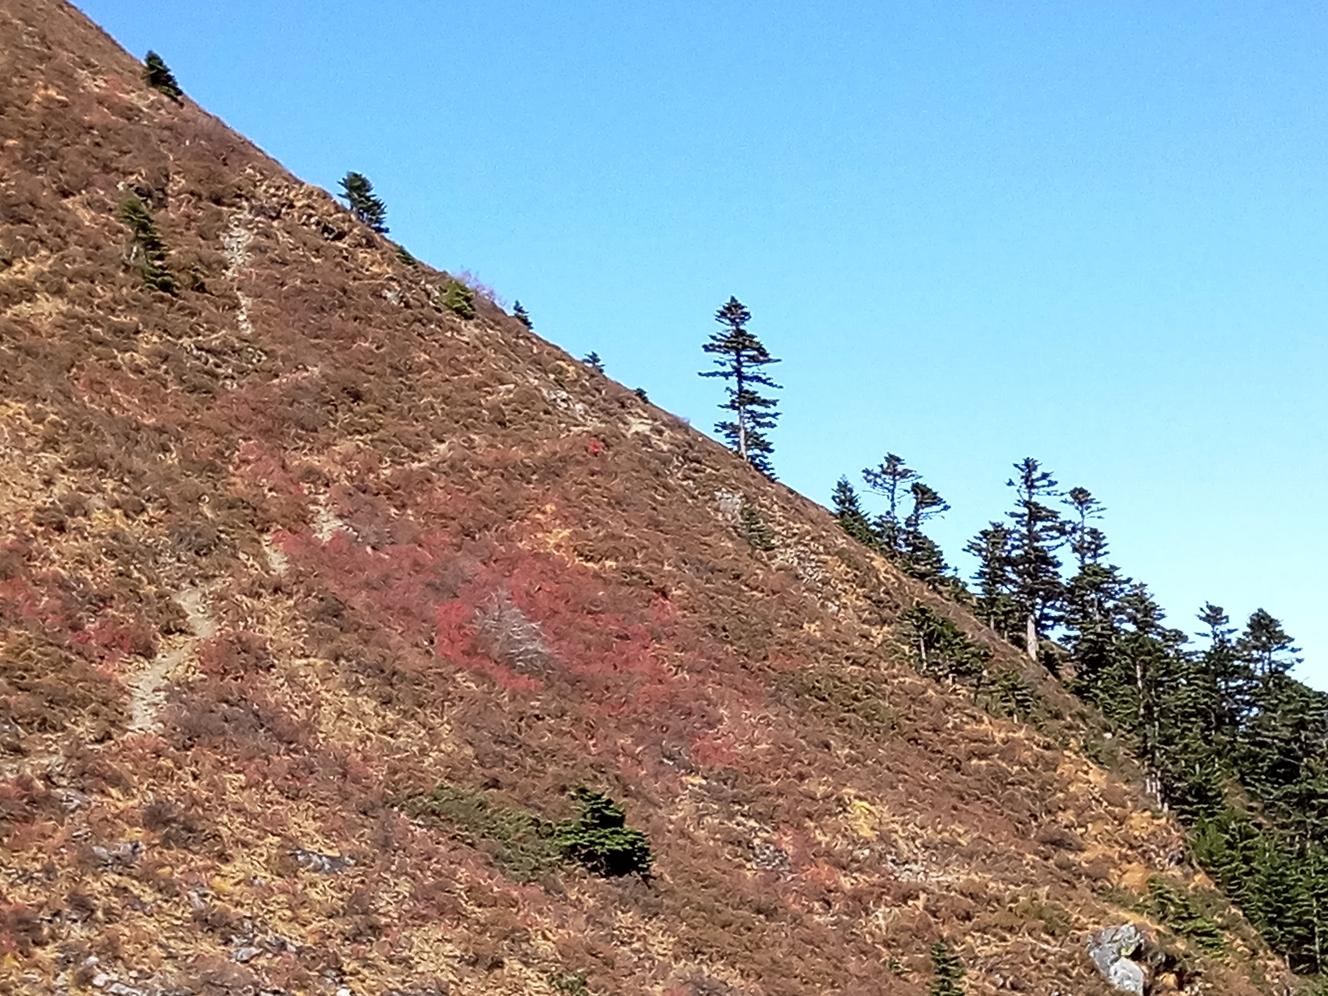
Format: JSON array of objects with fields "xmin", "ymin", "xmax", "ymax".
[{"xmin": 126, "ymin": 49, "xmax": 1324, "ymax": 981}]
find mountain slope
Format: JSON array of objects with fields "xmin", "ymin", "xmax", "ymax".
[{"xmin": 0, "ymin": 2, "xmax": 1296, "ymax": 994}]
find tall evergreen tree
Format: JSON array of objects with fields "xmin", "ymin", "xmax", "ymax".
[
  {"xmin": 339, "ymin": 171, "xmax": 389, "ymax": 233},
  {"xmin": 831, "ymin": 477, "xmax": 877, "ymax": 548},
  {"xmin": 964, "ymin": 522, "xmax": 1021, "ymax": 640},
  {"xmin": 899, "ymin": 481, "xmax": 951, "ymax": 584},
  {"xmin": 143, "ymin": 51, "xmax": 183, "ymax": 101},
  {"xmin": 513, "ymin": 301, "xmax": 533, "ymax": 329},
  {"xmin": 862, "ymin": 453, "xmax": 917, "ymax": 553},
  {"xmin": 1004, "ymin": 458, "xmax": 1066, "ymax": 660},
  {"xmin": 699, "ymin": 297, "xmax": 781, "ymax": 476}
]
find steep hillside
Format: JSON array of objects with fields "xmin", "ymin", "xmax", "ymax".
[{"xmin": 0, "ymin": 3, "xmax": 1298, "ymax": 994}]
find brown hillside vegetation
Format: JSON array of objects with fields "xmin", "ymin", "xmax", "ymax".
[{"xmin": 0, "ymin": 2, "xmax": 1297, "ymax": 994}]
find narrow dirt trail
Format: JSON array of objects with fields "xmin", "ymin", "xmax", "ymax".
[{"xmin": 127, "ymin": 587, "xmax": 215, "ymax": 734}]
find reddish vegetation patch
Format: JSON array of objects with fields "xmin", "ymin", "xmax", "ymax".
[{"xmin": 0, "ymin": 2, "xmax": 1293, "ymax": 994}]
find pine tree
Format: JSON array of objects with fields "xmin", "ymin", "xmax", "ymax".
[
  {"xmin": 513, "ymin": 301, "xmax": 533, "ymax": 329},
  {"xmin": 1004, "ymin": 458, "xmax": 1066, "ymax": 660},
  {"xmin": 699, "ymin": 297, "xmax": 780, "ymax": 476},
  {"xmin": 928, "ymin": 941, "xmax": 965, "ymax": 996},
  {"xmin": 443, "ymin": 279, "xmax": 475, "ymax": 318},
  {"xmin": 899, "ymin": 481, "xmax": 951, "ymax": 584},
  {"xmin": 862, "ymin": 453, "xmax": 917, "ymax": 554},
  {"xmin": 1240, "ymin": 609, "xmax": 1302, "ymax": 684},
  {"xmin": 119, "ymin": 196, "xmax": 176, "ymax": 294},
  {"xmin": 582, "ymin": 351, "xmax": 605, "ymax": 373},
  {"xmin": 964, "ymin": 522, "xmax": 1021, "ymax": 639},
  {"xmin": 143, "ymin": 51, "xmax": 183, "ymax": 102},
  {"xmin": 831, "ymin": 477, "xmax": 877, "ymax": 548},
  {"xmin": 1196, "ymin": 603, "xmax": 1251, "ymax": 743},
  {"xmin": 1059, "ymin": 489, "xmax": 1129, "ymax": 700},
  {"xmin": 338, "ymin": 171, "xmax": 389, "ymax": 233}
]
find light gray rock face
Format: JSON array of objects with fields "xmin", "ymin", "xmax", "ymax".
[{"xmin": 1087, "ymin": 924, "xmax": 1147, "ymax": 994}]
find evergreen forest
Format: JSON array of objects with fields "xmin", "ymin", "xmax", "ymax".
[{"xmin": 833, "ymin": 456, "xmax": 1328, "ymax": 974}]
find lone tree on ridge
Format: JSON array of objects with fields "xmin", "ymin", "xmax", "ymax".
[
  {"xmin": 339, "ymin": 171, "xmax": 388, "ymax": 233},
  {"xmin": 143, "ymin": 51, "xmax": 183, "ymax": 101},
  {"xmin": 700, "ymin": 296, "xmax": 781, "ymax": 477}
]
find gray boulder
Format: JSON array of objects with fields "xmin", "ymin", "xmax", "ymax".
[{"xmin": 1087, "ymin": 924, "xmax": 1147, "ymax": 994}]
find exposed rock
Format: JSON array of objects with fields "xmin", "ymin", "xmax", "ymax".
[{"xmin": 1087, "ymin": 924, "xmax": 1148, "ymax": 994}]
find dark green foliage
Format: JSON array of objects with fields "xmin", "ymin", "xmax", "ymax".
[
  {"xmin": 899, "ymin": 481, "xmax": 951, "ymax": 584},
  {"xmin": 831, "ymin": 477, "xmax": 877, "ymax": 547},
  {"xmin": 396, "ymin": 245, "xmax": 419, "ymax": 266},
  {"xmin": 964, "ymin": 522, "xmax": 1021, "ymax": 640},
  {"xmin": 700, "ymin": 297, "xmax": 781, "ymax": 476},
  {"xmin": 739, "ymin": 503, "xmax": 776, "ymax": 552},
  {"xmin": 582, "ymin": 351, "xmax": 604, "ymax": 373},
  {"xmin": 634, "ymin": 387, "xmax": 649, "ymax": 402},
  {"xmin": 443, "ymin": 279, "xmax": 476, "ymax": 319},
  {"xmin": 513, "ymin": 300, "xmax": 533, "ymax": 329},
  {"xmin": 1004, "ymin": 458, "xmax": 1067, "ymax": 653},
  {"xmin": 979, "ymin": 668, "xmax": 1044, "ymax": 725},
  {"xmin": 143, "ymin": 51, "xmax": 183, "ymax": 101},
  {"xmin": 1144, "ymin": 879, "xmax": 1226, "ymax": 955},
  {"xmin": 338, "ymin": 171, "xmax": 388, "ymax": 233},
  {"xmin": 862, "ymin": 454, "xmax": 916, "ymax": 552},
  {"xmin": 928, "ymin": 941, "xmax": 965, "ymax": 996},
  {"xmin": 399, "ymin": 784, "xmax": 562, "ymax": 881},
  {"xmin": 552, "ymin": 788, "xmax": 653, "ymax": 877},
  {"xmin": 854, "ymin": 454, "xmax": 955, "ymax": 589},
  {"xmin": 401, "ymin": 785, "xmax": 652, "ymax": 880},
  {"xmin": 547, "ymin": 971, "xmax": 588, "ymax": 995},
  {"xmin": 119, "ymin": 196, "xmax": 176, "ymax": 294},
  {"xmin": 900, "ymin": 604, "xmax": 989, "ymax": 684}
]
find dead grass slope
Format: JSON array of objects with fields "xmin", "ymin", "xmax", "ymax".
[{"xmin": 0, "ymin": 2, "xmax": 1296, "ymax": 994}]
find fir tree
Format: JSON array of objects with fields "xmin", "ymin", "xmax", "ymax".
[
  {"xmin": 143, "ymin": 51, "xmax": 183, "ymax": 101},
  {"xmin": 899, "ymin": 481, "xmax": 951, "ymax": 584},
  {"xmin": 582, "ymin": 351, "xmax": 605, "ymax": 373},
  {"xmin": 1004, "ymin": 458, "xmax": 1066, "ymax": 660},
  {"xmin": 1240, "ymin": 609, "xmax": 1302, "ymax": 684},
  {"xmin": 964, "ymin": 522, "xmax": 1021, "ymax": 639},
  {"xmin": 831, "ymin": 477, "xmax": 877, "ymax": 548},
  {"xmin": 513, "ymin": 301, "xmax": 533, "ymax": 329},
  {"xmin": 699, "ymin": 297, "xmax": 781, "ymax": 476},
  {"xmin": 338, "ymin": 171, "xmax": 389, "ymax": 233},
  {"xmin": 928, "ymin": 941, "xmax": 965, "ymax": 996},
  {"xmin": 442, "ymin": 279, "xmax": 475, "ymax": 318},
  {"xmin": 862, "ymin": 453, "xmax": 917, "ymax": 553},
  {"xmin": 119, "ymin": 196, "xmax": 176, "ymax": 294}
]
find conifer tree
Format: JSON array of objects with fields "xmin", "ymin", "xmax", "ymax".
[
  {"xmin": 862, "ymin": 453, "xmax": 917, "ymax": 553},
  {"xmin": 119, "ymin": 196, "xmax": 176, "ymax": 294},
  {"xmin": 143, "ymin": 51, "xmax": 183, "ymax": 101},
  {"xmin": 928, "ymin": 941, "xmax": 965, "ymax": 996},
  {"xmin": 442, "ymin": 279, "xmax": 475, "ymax": 318},
  {"xmin": 339, "ymin": 171, "xmax": 389, "ymax": 233},
  {"xmin": 1004, "ymin": 458, "xmax": 1067, "ymax": 660},
  {"xmin": 582, "ymin": 351, "xmax": 605, "ymax": 373},
  {"xmin": 964, "ymin": 522, "xmax": 1021, "ymax": 639},
  {"xmin": 831, "ymin": 477, "xmax": 877, "ymax": 548},
  {"xmin": 700, "ymin": 297, "xmax": 780, "ymax": 475},
  {"xmin": 1059, "ymin": 488, "xmax": 1129, "ymax": 700},
  {"xmin": 899, "ymin": 481, "xmax": 951, "ymax": 584},
  {"xmin": 513, "ymin": 301, "xmax": 533, "ymax": 329}
]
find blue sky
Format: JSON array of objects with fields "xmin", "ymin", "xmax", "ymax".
[{"xmin": 77, "ymin": 1, "xmax": 1327, "ymax": 679}]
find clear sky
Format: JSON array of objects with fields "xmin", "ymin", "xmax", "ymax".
[{"xmin": 76, "ymin": 1, "xmax": 1328, "ymax": 681}]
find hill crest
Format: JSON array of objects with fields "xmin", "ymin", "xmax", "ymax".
[{"xmin": 0, "ymin": 2, "xmax": 1295, "ymax": 994}]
